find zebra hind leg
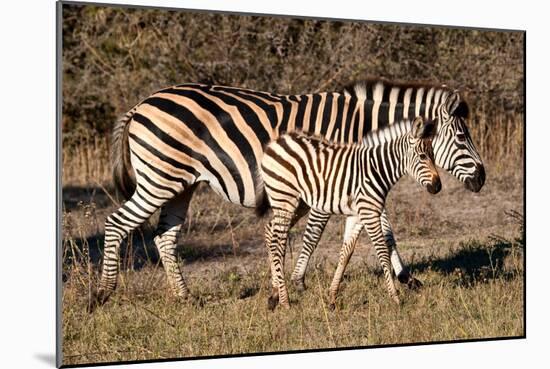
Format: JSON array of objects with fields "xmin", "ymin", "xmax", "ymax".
[
  {"xmin": 153, "ymin": 185, "xmax": 198, "ymax": 301},
  {"xmin": 291, "ymin": 209, "xmax": 330, "ymax": 293},
  {"xmin": 88, "ymin": 189, "xmax": 170, "ymax": 313}
]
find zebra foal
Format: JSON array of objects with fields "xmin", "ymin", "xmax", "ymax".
[{"xmin": 257, "ymin": 117, "xmax": 441, "ymax": 309}]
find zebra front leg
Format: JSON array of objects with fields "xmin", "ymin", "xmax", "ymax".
[
  {"xmin": 265, "ymin": 201, "xmax": 309, "ymax": 294},
  {"xmin": 153, "ymin": 185, "xmax": 198, "ymax": 300},
  {"xmin": 291, "ymin": 209, "xmax": 331, "ymax": 292},
  {"xmin": 328, "ymin": 216, "xmax": 363, "ymax": 310},
  {"xmin": 88, "ymin": 189, "xmax": 169, "ymax": 313},
  {"xmin": 264, "ymin": 204, "xmax": 309, "ymax": 308},
  {"xmin": 361, "ymin": 210, "xmax": 400, "ymax": 305},
  {"xmin": 267, "ymin": 209, "xmax": 294, "ymax": 310},
  {"xmin": 381, "ymin": 209, "xmax": 423, "ymax": 290}
]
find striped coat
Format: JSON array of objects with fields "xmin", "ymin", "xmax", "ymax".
[
  {"xmin": 88, "ymin": 80, "xmax": 485, "ymax": 311},
  {"xmin": 258, "ymin": 117, "xmax": 440, "ymax": 308}
]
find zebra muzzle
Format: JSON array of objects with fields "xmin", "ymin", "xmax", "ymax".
[
  {"xmin": 426, "ymin": 178, "xmax": 442, "ymax": 194},
  {"xmin": 464, "ymin": 164, "xmax": 486, "ymax": 193}
]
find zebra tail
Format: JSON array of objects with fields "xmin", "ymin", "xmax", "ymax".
[
  {"xmin": 111, "ymin": 108, "xmax": 137, "ymax": 200},
  {"xmin": 254, "ymin": 170, "xmax": 271, "ymax": 217}
]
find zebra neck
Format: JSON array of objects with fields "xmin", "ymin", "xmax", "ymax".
[
  {"xmin": 347, "ymin": 81, "xmax": 452, "ymax": 131},
  {"xmin": 279, "ymin": 92, "xmax": 351, "ymax": 139},
  {"xmin": 279, "ymin": 89, "xmax": 445, "ymax": 143},
  {"xmin": 359, "ymin": 137, "xmax": 408, "ymax": 196}
]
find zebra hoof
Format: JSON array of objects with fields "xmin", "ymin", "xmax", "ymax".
[
  {"xmin": 189, "ymin": 295, "xmax": 206, "ymax": 308},
  {"xmin": 406, "ymin": 277, "xmax": 423, "ymax": 290},
  {"xmin": 397, "ymin": 271, "xmax": 411, "ymax": 284},
  {"xmin": 328, "ymin": 302, "xmax": 336, "ymax": 311},
  {"xmin": 397, "ymin": 272, "xmax": 423, "ymax": 290},
  {"xmin": 267, "ymin": 295, "xmax": 279, "ymax": 311},
  {"xmin": 88, "ymin": 289, "xmax": 111, "ymax": 314},
  {"xmin": 293, "ymin": 279, "xmax": 307, "ymax": 293}
]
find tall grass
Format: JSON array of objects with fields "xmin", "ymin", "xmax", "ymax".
[
  {"xmin": 62, "ymin": 132, "xmax": 110, "ymax": 187},
  {"xmin": 469, "ymin": 112, "xmax": 524, "ymax": 173}
]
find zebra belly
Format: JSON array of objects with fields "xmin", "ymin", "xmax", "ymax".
[
  {"xmin": 202, "ymin": 174, "xmax": 258, "ymax": 208},
  {"xmin": 305, "ymin": 193, "xmax": 357, "ymax": 216}
]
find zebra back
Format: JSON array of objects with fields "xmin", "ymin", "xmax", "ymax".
[
  {"xmin": 258, "ymin": 116, "xmax": 440, "ymax": 216},
  {"xmin": 114, "ymin": 80, "xmax": 464, "ymax": 207}
]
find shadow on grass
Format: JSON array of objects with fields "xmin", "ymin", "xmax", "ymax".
[
  {"xmin": 62, "ymin": 229, "xmax": 259, "ymax": 283},
  {"xmin": 62, "ymin": 185, "xmax": 117, "ymax": 211},
  {"xmin": 408, "ymin": 234, "xmax": 524, "ymax": 286},
  {"xmin": 62, "ymin": 184, "xmax": 259, "ymax": 275},
  {"xmin": 62, "ymin": 231, "xmax": 158, "ymax": 283}
]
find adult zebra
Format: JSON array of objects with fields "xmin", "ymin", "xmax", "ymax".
[
  {"xmin": 290, "ymin": 81, "xmax": 486, "ymax": 291},
  {"xmin": 258, "ymin": 117, "xmax": 441, "ymax": 308},
  {"xmin": 88, "ymin": 79, "xmax": 485, "ymax": 312}
]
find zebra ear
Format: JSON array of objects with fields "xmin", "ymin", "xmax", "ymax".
[
  {"xmin": 444, "ymin": 91, "xmax": 461, "ymax": 116},
  {"xmin": 445, "ymin": 91, "xmax": 469, "ymax": 118},
  {"xmin": 412, "ymin": 117, "xmax": 436, "ymax": 139},
  {"xmin": 420, "ymin": 120, "xmax": 437, "ymax": 139},
  {"xmin": 411, "ymin": 116, "xmax": 425, "ymax": 138},
  {"xmin": 453, "ymin": 101, "xmax": 469, "ymax": 118}
]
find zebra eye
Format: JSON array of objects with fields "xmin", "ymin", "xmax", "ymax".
[
  {"xmin": 419, "ymin": 153, "xmax": 428, "ymax": 160},
  {"xmin": 457, "ymin": 133, "xmax": 466, "ymax": 142}
]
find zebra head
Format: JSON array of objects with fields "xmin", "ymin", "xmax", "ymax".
[
  {"xmin": 433, "ymin": 91, "xmax": 486, "ymax": 192},
  {"xmin": 407, "ymin": 117, "xmax": 441, "ymax": 195}
]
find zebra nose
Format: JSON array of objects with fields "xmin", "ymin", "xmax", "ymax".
[
  {"xmin": 427, "ymin": 178, "xmax": 441, "ymax": 194},
  {"xmin": 465, "ymin": 164, "xmax": 486, "ymax": 193},
  {"xmin": 478, "ymin": 164, "xmax": 486, "ymax": 187}
]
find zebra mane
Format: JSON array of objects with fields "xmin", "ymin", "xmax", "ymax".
[
  {"xmin": 287, "ymin": 118, "xmax": 419, "ymax": 150},
  {"xmin": 341, "ymin": 77, "xmax": 470, "ymax": 119},
  {"xmin": 341, "ymin": 77, "xmax": 453, "ymax": 100},
  {"xmin": 360, "ymin": 119, "xmax": 415, "ymax": 147}
]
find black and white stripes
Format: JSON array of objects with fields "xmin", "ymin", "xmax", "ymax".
[
  {"xmin": 289, "ymin": 80, "xmax": 485, "ymax": 290},
  {"xmin": 88, "ymin": 79, "xmax": 485, "ymax": 311},
  {"xmin": 258, "ymin": 117, "xmax": 441, "ymax": 308}
]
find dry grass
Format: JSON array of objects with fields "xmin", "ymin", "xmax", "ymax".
[
  {"xmin": 471, "ymin": 113, "xmax": 524, "ymax": 172},
  {"xmin": 61, "ymin": 163, "xmax": 524, "ymax": 366},
  {"xmin": 62, "ymin": 257, "xmax": 523, "ymax": 364},
  {"xmin": 62, "ymin": 237, "xmax": 524, "ymax": 365},
  {"xmin": 62, "ymin": 134, "xmax": 110, "ymax": 187}
]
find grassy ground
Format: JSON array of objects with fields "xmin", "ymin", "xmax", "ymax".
[{"xmin": 61, "ymin": 165, "xmax": 524, "ymax": 366}]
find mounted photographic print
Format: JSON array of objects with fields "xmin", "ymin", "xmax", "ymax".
[{"xmin": 57, "ymin": 1, "xmax": 525, "ymax": 366}]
